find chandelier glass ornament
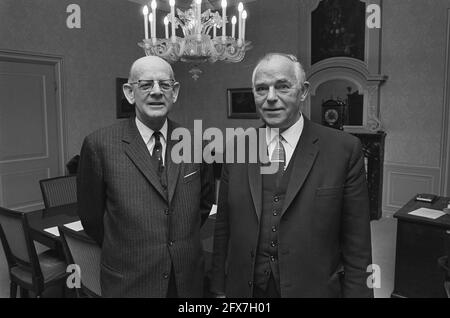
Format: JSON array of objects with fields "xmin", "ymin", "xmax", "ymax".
[{"xmin": 138, "ymin": 0, "xmax": 252, "ymax": 80}]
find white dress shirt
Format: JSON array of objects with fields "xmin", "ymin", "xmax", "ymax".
[
  {"xmin": 266, "ymin": 114, "xmax": 304, "ymax": 170},
  {"xmin": 135, "ymin": 117, "xmax": 168, "ymax": 166}
]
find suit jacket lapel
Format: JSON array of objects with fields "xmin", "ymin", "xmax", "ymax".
[
  {"xmin": 122, "ymin": 118, "xmax": 166, "ymax": 199},
  {"xmin": 281, "ymin": 118, "xmax": 319, "ymax": 216},
  {"xmin": 166, "ymin": 119, "xmax": 181, "ymax": 203}
]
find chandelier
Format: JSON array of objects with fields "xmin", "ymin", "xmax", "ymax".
[{"xmin": 138, "ymin": 0, "xmax": 252, "ymax": 80}]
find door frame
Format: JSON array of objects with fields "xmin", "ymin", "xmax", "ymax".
[
  {"xmin": 0, "ymin": 49, "xmax": 67, "ymax": 178},
  {"xmin": 441, "ymin": 9, "xmax": 450, "ymax": 195}
]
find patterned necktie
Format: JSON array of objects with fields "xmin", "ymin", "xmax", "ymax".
[
  {"xmin": 271, "ymin": 135, "xmax": 286, "ymax": 177},
  {"xmin": 152, "ymin": 131, "xmax": 164, "ymax": 177}
]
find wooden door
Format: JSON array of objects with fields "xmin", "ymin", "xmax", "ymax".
[{"xmin": 0, "ymin": 57, "xmax": 63, "ymax": 211}]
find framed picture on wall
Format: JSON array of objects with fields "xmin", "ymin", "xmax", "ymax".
[
  {"xmin": 227, "ymin": 88, "xmax": 259, "ymax": 119},
  {"xmin": 116, "ymin": 77, "xmax": 135, "ymax": 118}
]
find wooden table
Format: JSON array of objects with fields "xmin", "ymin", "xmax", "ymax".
[
  {"xmin": 27, "ymin": 203, "xmax": 79, "ymax": 251},
  {"xmin": 27, "ymin": 202, "xmax": 216, "ymax": 256},
  {"xmin": 392, "ymin": 195, "xmax": 450, "ymax": 298}
]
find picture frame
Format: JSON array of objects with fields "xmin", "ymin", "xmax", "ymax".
[
  {"xmin": 227, "ymin": 88, "xmax": 259, "ymax": 119},
  {"xmin": 116, "ymin": 77, "xmax": 135, "ymax": 118}
]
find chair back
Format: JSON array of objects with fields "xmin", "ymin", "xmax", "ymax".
[
  {"xmin": 444, "ymin": 230, "xmax": 450, "ymax": 297},
  {"xmin": 39, "ymin": 176, "xmax": 77, "ymax": 208},
  {"xmin": 0, "ymin": 207, "xmax": 41, "ymax": 280},
  {"xmin": 438, "ymin": 230, "xmax": 450, "ymax": 297},
  {"xmin": 59, "ymin": 226, "xmax": 101, "ymax": 297}
]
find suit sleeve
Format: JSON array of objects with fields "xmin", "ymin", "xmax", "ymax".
[
  {"xmin": 77, "ymin": 136, "xmax": 105, "ymax": 246},
  {"xmin": 209, "ymin": 163, "xmax": 229, "ymax": 295},
  {"xmin": 341, "ymin": 138, "xmax": 374, "ymax": 298}
]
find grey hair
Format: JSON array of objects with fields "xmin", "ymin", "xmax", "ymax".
[{"xmin": 251, "ymin": 53, "xmax": 307, "ymax": 89}]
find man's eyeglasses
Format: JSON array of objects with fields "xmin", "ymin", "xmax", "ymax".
[{"xmin": 127, "ymin": 79, "xmax": 176, "ymax": 92}]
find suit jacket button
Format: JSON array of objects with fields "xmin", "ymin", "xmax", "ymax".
[
  {"xmin": 248, "ymin": 281, "xmax": 253, "ymax": 287},
  {"xmin": 168, "ymin": 240, "xmax": 174, "ymax": 246},
  {"xmin": 273, "ymin": 196, "xmax": 279, "ymax": 203},
  {"xmin": 164, "ymin": 208, "xmax": 169, "ymax": 215},
  {"xmin": 163, "ymin": 273, "xmax": 169, "ymax": 279}
]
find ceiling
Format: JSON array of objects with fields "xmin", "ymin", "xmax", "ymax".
[{"xmin": 127, "ymin": 0, "xmax": 257, "ymax": 12}]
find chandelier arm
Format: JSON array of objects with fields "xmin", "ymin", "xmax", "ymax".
[
  {"xmin": 208, "ymin": 38, "xmax": 219, "ymax": 56},
  {"xmin": 204, "ymin": 25, "xmax": 212, "ymax": 35}
]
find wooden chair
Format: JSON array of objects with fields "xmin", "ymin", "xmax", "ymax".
[
  {"xmin": 0, "ymin": 207, "xmax": 67, "ymax": 298},
  {"xmin": 59, "ymin": 226, "xmax": 101, "ymax": 297},
  {"xmin": 438, "ymin": 230, "xmax": 450, "ymax": 297},
  {"xmin": 39, "ymin": 176, "xmax": 77, "ymax": 208}
]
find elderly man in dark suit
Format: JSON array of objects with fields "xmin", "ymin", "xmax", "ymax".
[
  {"xmin": 77, "ymin": 56, "xmax": 215, "ymax": 297},
  {"xmin": 210, "ymin": 53, "xmax": 373, "ymax": 298}
]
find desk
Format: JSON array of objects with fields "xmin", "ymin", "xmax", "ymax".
[
  {"xmin": 27, "ymin": 203, "xmax": 79, "ymax": 251},
  {"xmin": 392, "ymin": 195, "xmax": 450, "ymax": 298}
]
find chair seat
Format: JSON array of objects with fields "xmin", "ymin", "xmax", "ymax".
[{"xmin": 10, "ymin": 250, "xmax": 67, "ymax": 284}]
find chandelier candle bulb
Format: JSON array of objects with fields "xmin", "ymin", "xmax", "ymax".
[
  {"xmin": 231, "ymin": 16, "xmax": 236, "ymax": 39},
  {"xmin": 242, "ymin": 10, "xmax": 247, "ymax": 42},
  {"xmin": 142, "ymin": 5, "xmax": 149, "ymax": 40},
  {"xmin": 238, "ymin": 2, "xmax": 243, "ymax": 40},
  {"xmin": 170, "ymin": 0, "xmax": 176, "ymax": 43},
  {"xmin": 213, "ymin": 24, "xmax": 217, "ymax": 38},
  {"xmin": 164, "ymin": 16, "xmax": 169, "ymax": 39},
  {"xmin": 196, "ymin": 0, "xmax": 202, "ymax": 40},
  {"xmin": 149, "ymin": 13, "xmax": 155, "ymax": 44},
  {"xmin": 221, "ymin": 0, "xmax": 227, "ymax": 42},
  {"xmin": 151, "ymin": 0, "xmax": 157, "ymax": 40}
]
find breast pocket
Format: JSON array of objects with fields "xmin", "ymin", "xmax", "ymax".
[{"xmin": 182, "ymin": 168, "xmax": 200, "ymax": 183}]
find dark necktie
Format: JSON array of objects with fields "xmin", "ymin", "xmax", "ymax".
[{"xmin": 152, "ymin": 131, "xmax": 164, "ymax": 177}]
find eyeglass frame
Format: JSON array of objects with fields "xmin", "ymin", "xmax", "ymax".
[{"xmin": 125, "ymin": 79, "xmax": 178, "ymax": 93}]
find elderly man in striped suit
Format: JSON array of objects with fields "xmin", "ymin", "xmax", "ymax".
[{"xmin": 77, "ymin": 56, "xmax": 215, "ymax": 297}]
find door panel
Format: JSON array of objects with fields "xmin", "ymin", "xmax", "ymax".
[{"xmin": 0, "ymin": 59, "xmax": 62, "ymax": 211}]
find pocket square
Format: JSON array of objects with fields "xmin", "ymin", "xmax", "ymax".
[{"xmin": 183, "ymin": 170, "xmax": 199, "ymax": 178}]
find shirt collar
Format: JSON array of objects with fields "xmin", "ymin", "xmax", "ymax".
[
  {"xmin": 135, "ymin": 117, "xmax": 168, "ymax": 144},
  {"xmin": 266, "ymin": 113, "xmax": 304, "ymax": 147}
]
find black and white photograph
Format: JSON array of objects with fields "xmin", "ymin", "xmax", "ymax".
[{"xmin": 0, "ymin": 0, "xmax": 450, "ymax": 305}]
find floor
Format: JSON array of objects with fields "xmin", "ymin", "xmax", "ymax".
[
  {"xmin": 0, "ymin": 216, "xmax": 398, "ymax": 298},
  {"xmin": 371, "ymin": 216, "xmax": 397, "ymax": 298}
]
